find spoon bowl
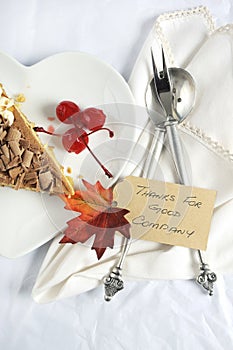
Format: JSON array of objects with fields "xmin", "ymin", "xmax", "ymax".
[{"xmin": 145, "ymin": 67, "xmax": 196, "ymax": 125}]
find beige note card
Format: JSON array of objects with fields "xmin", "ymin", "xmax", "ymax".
[{"xmin": 114, "ymin": 176, "xmax": 217, "ymax": 250}]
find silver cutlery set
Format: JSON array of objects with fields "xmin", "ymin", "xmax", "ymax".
[{"xmin": 104, "ymin": 46, "xmax": 217, "ymax": 300}]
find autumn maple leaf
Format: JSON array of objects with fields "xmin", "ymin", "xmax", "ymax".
[{"xmin": 59, "ymin": 179, "xmax": 131, "ymax": 260}]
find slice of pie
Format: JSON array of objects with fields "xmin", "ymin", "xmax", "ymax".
[{"xmin": 0, "ymin": 83, "xmax": 74, "ymax": 195}]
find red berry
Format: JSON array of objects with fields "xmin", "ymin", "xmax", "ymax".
[
  {"xmin": 56, "ymin": 101, "xmax": 80, "ymax": 124},
  {"xmin": 62, "ymin": 127, "xmax": 88, "ymax": 154},
  {"xmin": 74, "ymin": 108, "xmax": 106, "ymax": 130}
]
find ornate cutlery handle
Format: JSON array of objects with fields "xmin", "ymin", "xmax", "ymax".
[
  {"xmin": 196, "ymin": 263, "xmax": 217, "ymax": 296},
  {"xmin": 104, "ymin": 238, "xmax": 130, "ymax": 301},
  {"xmin": 196, "ymin": 250, "xmax": 217, "ymax": 296}
]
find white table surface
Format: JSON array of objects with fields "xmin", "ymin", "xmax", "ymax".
[{"xmin": 1, "ymin": 1, "xmax": 233, "ymax": 349}]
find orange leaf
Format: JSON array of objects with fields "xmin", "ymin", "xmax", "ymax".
[{"xmin": 59, "ymin": 180, "xmax": 130, "ymax": 259}]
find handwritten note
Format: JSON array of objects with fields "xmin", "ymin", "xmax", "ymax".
[{"xmin": 114, "ymin": 176, "xmax": 217, "ymax": 250}]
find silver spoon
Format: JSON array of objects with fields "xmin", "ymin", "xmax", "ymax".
[
  {"xmin": 103, "ymin": 67, "xmax": 198, "ymax": 301},
  {"xmin": 149, "ymin": 52, "xmax": 216, "ymax": 295}
]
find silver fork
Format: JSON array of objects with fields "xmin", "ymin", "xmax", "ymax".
[
  {"xmin": 103, "ymin": 50, "xmax": 169, "ymax": 302},
  {"xmin": 151, "ymin": 47, "xmax": 189, "ymax": 183}
]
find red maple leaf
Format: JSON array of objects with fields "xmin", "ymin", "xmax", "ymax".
[{"xmin": 59, "ymin": 180, "xmax": 131, "ymax": 259}]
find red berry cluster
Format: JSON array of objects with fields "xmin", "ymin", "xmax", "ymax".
[
  {"xmin": 57, "ymin": 101, "xmax": 114, "ymax": 178},
  {"xmin": 35, "ymin": 101, "xmax": 114, "ymax": 178},
  {"xmin": 56, "ymin": 101, "xmax": 109, "ymax": 155}
]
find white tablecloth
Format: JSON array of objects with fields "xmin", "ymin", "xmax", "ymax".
[{"xmin": 1, "ymin": 1, "xmax": 233, "ymax": 349}]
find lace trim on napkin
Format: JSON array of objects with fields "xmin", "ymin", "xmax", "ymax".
[
  {"xmin": 180, "ymin": 22, "xmax": 233, "ymax": 163},
  {"xmin": 155, "ymin": 6, "xmax": 215, "ymax": 65},
  {"xmin": 181, "ymin": 122, "xmax": 233, "ymax": 162},
  {"xmin": 216, "ymin": 23, "xmax": 233, "ymax": 33}
]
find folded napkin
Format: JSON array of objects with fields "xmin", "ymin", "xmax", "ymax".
[{"xmin": 33, "ymin": 7, "xmax": 233, "ymax": 303}]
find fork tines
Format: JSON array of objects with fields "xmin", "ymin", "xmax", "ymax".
[{"xmin": 151, "ymin": 46, "xmax": 171, "ymax": 93}]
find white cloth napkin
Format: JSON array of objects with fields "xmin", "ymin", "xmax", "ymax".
[{"xmin": 32, "ymin": 6, "xmax": 233, "ymax": 303}]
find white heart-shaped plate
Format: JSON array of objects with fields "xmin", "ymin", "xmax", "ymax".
[{"xmin": 0, "ymin": 51, "xmax": 138, "ymax": 258}]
